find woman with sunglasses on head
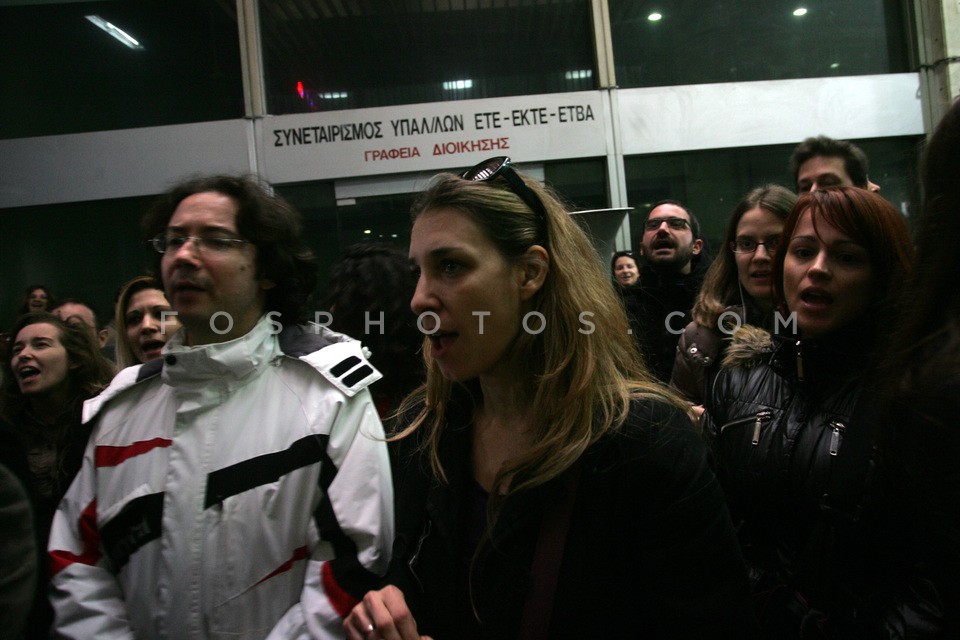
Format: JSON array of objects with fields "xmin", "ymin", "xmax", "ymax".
[
  {"xmin": 113, "ymin": 275, "xmax": 181, "ymax": 369},
  {"xmin": 0, "ymin": 312, "xmax": 114, "ymax": 638},
  {"xmin": 702, "ymin": 187, "xmax": 925, "ymax": 637},
  {"xmin": 670, "ymin": 185, "xmax": 796, "ymax": 409},
  {"xmin": 344, "ymin": 157, "xmax": 757, "ymax": 640}
]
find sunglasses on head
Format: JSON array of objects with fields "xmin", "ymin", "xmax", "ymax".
[{"xmin": 460, "ymin": 156, "xmax": 549, "ymax": 242}]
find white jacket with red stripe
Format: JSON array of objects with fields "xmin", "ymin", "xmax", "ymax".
[{"xmin": 48, "ymin": 316, "xmax": 394, "ymax": 640}]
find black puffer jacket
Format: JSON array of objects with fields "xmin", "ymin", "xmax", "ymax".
[{"xmin": 703, "ymin": 327, "xmax": 945, "ymax": 638}]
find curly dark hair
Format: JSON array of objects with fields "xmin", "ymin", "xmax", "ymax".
[
  {"xmin": 141, "ymin": 174, "xmax": 318, "ymax": 326},
  {"xmin": 323, "ymin": 242, "xmax": 423, "ymax": 403}
]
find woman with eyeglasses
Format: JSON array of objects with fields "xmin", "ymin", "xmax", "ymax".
[
  {"xmin": 702, "ymin": 187, "xmax": 923, "ymax": 637},
  {"xmin": 343, "ymin": 157, "xmax": 757, "ymax": 640},
  {"xmin": 0, "ymin": 312, "xmax": 114, "ymax": 637},
  {"xmin": 113, "ymin": 276, "xmax": 181, "ymax": 369},
  {"xmin": 670, "ymin": 185, "xmax": 796, "ymax": 408}
]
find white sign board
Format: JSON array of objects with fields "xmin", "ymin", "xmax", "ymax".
[
  {"xmin": 618, "ymin": 73, "xmax": 923, "ymax": 155},
  {"xmin": 259, "ymin": 91, "xmax": 609, "ymax": 183}
]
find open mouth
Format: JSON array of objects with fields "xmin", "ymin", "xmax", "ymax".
[
  {"xmin": 651, "ymin": 239, "xmax": 674, "ymax": 250},
  {"xmin": 800, "ymin": 289, "xmax": 833, "ymax": 307},
  {"xmin": 17, "ymin": 366, "xmax": 40, "ymax": 383},
  {"xmin": 428, "ymin": 332, "xmax": 458, "ymax": 357},
  {"xmin": 140, "ymin": 339, "xmax": 166, "ymax": 357}
]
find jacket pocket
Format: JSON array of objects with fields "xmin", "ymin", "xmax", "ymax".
[
  {"xmin": 719, "ymin": 410, "xmax": 773, "ymax": 445},
  {"xmin": 717, "ymin": 410, "xmax": 775, "ymax": 476}
]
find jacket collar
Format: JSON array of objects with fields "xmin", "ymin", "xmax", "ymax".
[{"xmin": 161, "ymin": 314, "xmax": 280, "ymax": 391}]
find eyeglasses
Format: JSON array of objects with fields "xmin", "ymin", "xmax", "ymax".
[
  {"xmin": 730, "ymin": 237, "xmax": 780, "ymax": 254},
  {"xmin": 460, "ymin": 156, "xmax": 548, "ymax": 241},
  {"xmin": 643, "ymin": 216, "xmax": 691, "ymax": 231},
  {"xmin": 150, "ymin": 234, "xmax": 252, "ymax": 255}
]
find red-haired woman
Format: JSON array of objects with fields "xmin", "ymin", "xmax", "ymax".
[{"xmin": 702, "ymin": 186, "xmax": 926, "ymax": 637}]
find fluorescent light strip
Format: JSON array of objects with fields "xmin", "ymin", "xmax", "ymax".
[
  {"xmin": 443, "ymin": 79, "xmax": 473, "ymax": 91},
  {"xmin": 565, "ymin": 70, "xmax": 593, "ymax": 80},
  {"xmin": 86, "ymin": 15, "xmax": 142, "ymax": 50}
]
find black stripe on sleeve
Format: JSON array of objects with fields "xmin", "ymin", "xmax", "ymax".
[
  {"xmin": 100, "ymin": 492, "xmax": 164, "ymax": 572},
  {"xmin": 314, "ymin": 459, "xmax": 382, "ymax": 598},
  {"xmin": 204, "ymin": 435, "xmax": 329, "ymax": 509}
]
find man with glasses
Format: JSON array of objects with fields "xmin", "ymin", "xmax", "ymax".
[
  {"xmin": 624, "ymin": 200, "xmax": 706, "ymax": 382},
  {"xmin": 49, "ymin": 175, "xmax": 393, "ymax": 640},
  {"xmin": 789, "ymin": 135, "xmax": 881, "ymax": 194}
]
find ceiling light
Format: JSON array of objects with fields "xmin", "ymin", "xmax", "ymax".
[
  {"xmin": 363, "ymin": 229, "xmax": 372, "ymax": 235},
  {"xmin": 565, "ymin": 70, "xmax": 593, "ymax": 80},
  {"xmin": 830, "ymin": 62, "xmax": 840, "ymax": 69},
  {"xmin": 85, "ymin": 15, "xmax": 142, "ymax": 50},
  {"xmin": 793, "ymin": 7, "xmax": 808, "ymax": 16},
  {"xmin": 320, "ymin": 92, "xmax": 348, "ymax": 99},
  {"xmin": 443, "ymin": 80, "xmax": 473, "ymax": 91},
  {"xmin": 648, "ymin": 12, "xmax": 662, "ymax": 21}
]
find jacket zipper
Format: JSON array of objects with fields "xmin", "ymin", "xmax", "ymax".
[
  {"xmin": 828, "ymin": 420, "xmax": 846, "ymax": 456},
  {"xmin": 795, "ymin": 340, "xmax": 804, "ymax": 382},
  {"xmin": 751, "ymin": 410, "xmax": 772, "ymax": 445},
  {"xmin": 720, "ymin": 410, "xmax": 772, "ymax": 445}
]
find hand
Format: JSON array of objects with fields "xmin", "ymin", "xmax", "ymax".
[{"xmin": 344, "ymin": 585, "xmax": 432, "ymax": 640}]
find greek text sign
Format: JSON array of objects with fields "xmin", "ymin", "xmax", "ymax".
[{"xmin": 260, "ymin": 91, "xmax": 607, "ymax": 182}]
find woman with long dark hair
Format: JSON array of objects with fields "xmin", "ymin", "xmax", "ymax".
[
  {"xmin": 670, "ymin": 184, "xmax": 796, "ymax": 407},
  {"xmin": 0, "ymin": 312, "xmax": 114, "ymax": 638}
]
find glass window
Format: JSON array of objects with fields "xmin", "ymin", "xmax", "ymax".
[
  {"xmin": 624, "ymin": 136, "xmax": 922, "ymax": 255},
  {"xmin": 261, "ymin": 1, "xmax": 596, "ymax": 115},
  {"xmin": 0, "ymin": 196, "xmax": 156, "ymax": 331},
  {"xmin": 609, "ymin": 0, "xmax": 910, "ymax": 88},
  {"xmin": 275, "ymin": 181, "xmax": 413, "ymax": 295},
  {"xmin": 545, "ymin": 158, "xmax": 609, "ymax": 212},
  {"xmin": 275, "ymin": 156, "xmax": 608, "ymax": 294},
  {"xmin": 0, "ymin": 1, "xmax": 243, "ymax": 139}
]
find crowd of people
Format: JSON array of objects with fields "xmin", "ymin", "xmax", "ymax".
[{"xmin": 0, "ymin": 101, "xmax": 958, "ymax": 639}]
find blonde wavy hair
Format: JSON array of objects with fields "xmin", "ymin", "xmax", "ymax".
[{"xmin": 395, "ymin": 167, "xmax": 685, "ymax": 504}]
